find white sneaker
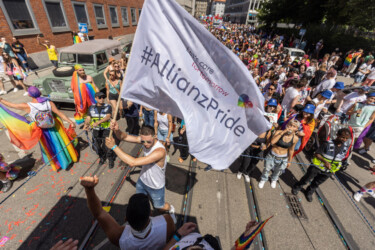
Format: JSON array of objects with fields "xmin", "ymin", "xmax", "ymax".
[
  {"xmin": 0, "ymin": 90, "xmax": 6, "ymax": 95},
  {"xmin": 271, "ymin": 181, "xmax": 277, "ymax": 189},
  {"xmin": 23, "ymin": 92, "xmax": 28, "ymax": 96},
  {"xmin": 237, "ymin": 172, "xmax": 242, "ymax": 180},
  {"xmin": 244, "ymin": 174, "xmax": 250, "ymax": 183},
  {"xmin": 353, "ymin": 192, "xmax": 362, "ymax": 202},
  {"xmin": 13, "ymin": 88, "xmax": 18, "ymax": 92},
  {"xmin": 169, "ymin": 205, "xmax": 177, "ymax": 224},
  {"xmin": 358, "ymin": 148, "xmax": 369, "ymax": 155},
  {"xmin": 258, "ymin": 180, "xmax": 266, "ymax": 189}
]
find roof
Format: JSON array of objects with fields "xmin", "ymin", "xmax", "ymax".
[{"xmin": 60, "ymin": 39, "xmax": 122, "ymax": 54}]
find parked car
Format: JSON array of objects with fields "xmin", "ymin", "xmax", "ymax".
[
  {"xmin": 283, "ymin": 47, "xmax": 305, "ymax": 62},
  {"xmin": 33, "ymin": 39, "xmax": 123, "ymax": 103}
]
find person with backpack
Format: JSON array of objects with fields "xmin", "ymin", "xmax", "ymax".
[{"xmin": 0, "ymin": 86, "xmax": 77, "ymax": 171}]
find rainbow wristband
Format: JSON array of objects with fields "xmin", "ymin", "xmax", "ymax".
[{"xmin": 111, "ymin": 145, "xmax": 118, "ymax": 150}]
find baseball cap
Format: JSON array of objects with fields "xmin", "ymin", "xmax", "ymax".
[
  {"xmin": 302, "ymin": 104, "xmax": 316, "ymax": 114},
  {"xmin": 368, "ymin": 92, "xmax": 375, "ymax": 97},
  {"xmin": 267, "ymin": 98, "xmax": 278, "ymax": 107},
  {"xmin": 95, "ymin": 92, "xmax": 106, "ymax": 98},
  {"xmin": 333, "ymin": 82, "xmax": 345, "ymax": 90},
  {"xmin": 321, "ymin": 90, "xmax": 333, "ymax": 99}
]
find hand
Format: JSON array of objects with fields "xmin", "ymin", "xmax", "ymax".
[
  {"xmin": 139, "ymin": 111, "xmax": 143, "ymax": 117},
  {"xmin": 92, "ymin": 122, "xmax": 99, "ymax": 128},
  {"xmin": 83, "ymin": 125, "xmax": 90, "ymax": 131},
  {"xmin": 110, "ymin": 120, "xmax": 119, "ymax": 131},
  {"xmin": 70, "ymin": 122, "xmax": 76, "ymax": 129},
  {"xmin": 105, "ymin": 137, "xmax": 116, "ymax": 149},
  {"xmin": 297, "ymin": 131, "xmax": 305, "ymax": 137},
  {"xmin": 80, "ymin": 175, "xmax": 99, "ymax": 189},
  {"xmin": 177, "ymin": 222, "xmax": 197, "ymax": 237},
  {"xmin": 50, "ymin": 238, "xmax": 78, "ymax": 250},
  {"xmin": 166, "ymin": 137, "xmax": 170, "ymax": 144},
  {"xmin": 324, "ymin": 161, "xmax": 331, "ymax": 169},
  {"xmin": 261, "ymin": 144, "xmax": 267, "ymax": 151},
  {"xmin": 287, "ymin": 163, "xmax": 291, "ymax": 168},
  {"xmin": 243, "ymin": 221, "xmax": 260, "ymax": 237},
  {"xmin": 357, "ymin": 109, "xmax": 362, "ymax": 114}
]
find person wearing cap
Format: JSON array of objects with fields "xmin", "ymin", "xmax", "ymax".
[
  {"xmin": 83, "ymin": 92, "xmax": 117, "ymax": 168},
  {"xmin": 265, "ymin": 98, "xmax": 280, "ymax": 126},
  {"xmin": 312, "ymin": 90, "xmax": 333, "ymax": 119},
  {"xmin": 347, "ymin": 92, "xmax": 375, "ymax": 139},
  {"xmin": 324, "ymin": 81, "xmax": 345, "ymax": 110},
  {"xmin": 79, "ymin": 176, "xmax": 176, "ymax": 249},
  {"xmin": 311, "ymin": 69, "xmax": 336, "ymax": 98},
  {"xmin": 336, "ymin": 86, "xmax": 369, "ymax": 123},
  {"xmin": 282, "ymin": 103, "xmax": 316, "ymax": 155},
  {"xmin": 292, "ymin": 128, "xmax": 351, "ymax": 202}
]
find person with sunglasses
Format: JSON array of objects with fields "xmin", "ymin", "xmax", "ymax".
[
  {"xmin": 106, "ymin": 121, "xmax": 175, "ymax": 216},
  {"xmin": 83, "ymin": 92, "xmax": 117, "ymax": 168}
]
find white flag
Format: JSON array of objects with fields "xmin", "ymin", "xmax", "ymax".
[{"xmin": 122, "ymin": 0, "xmax": 271, "ymax": 169}]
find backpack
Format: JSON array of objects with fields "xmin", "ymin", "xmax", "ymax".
[{"xmin": 30, "ymin": 102, "xmax": 55, "ymax": 128}]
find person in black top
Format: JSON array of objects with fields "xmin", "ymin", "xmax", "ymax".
[
  {"xmin": 11, "ymin": 37, "xmax": 30, "ymax": 72},
  {"xmin": 83, "ymin": 92, "xmax": 117, "ymax": 168}
]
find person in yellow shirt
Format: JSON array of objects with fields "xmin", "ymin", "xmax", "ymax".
[{"xmin": 37, "ymin": 35, "xmax": 58, "ymax": 68}]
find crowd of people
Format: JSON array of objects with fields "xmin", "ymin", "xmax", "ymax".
[{"xmin": 2, "ymin": 21, "xmax": 375, "ymax": 249}]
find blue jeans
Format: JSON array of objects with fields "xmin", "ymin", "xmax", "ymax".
[
  {"xmin": 136, "ymin": 178, "xmax": 165, "ymax": 208},
  {"xmin": 16, "ymin": 52, "xmax": 29, "ymax": 70},
  {"xmin": 354, "ymin": 74, "xmax": 366, "ymax": 83},
  {"xmin": 157, "ymin": 128, "xmax": 173, "ymax": 142},
  {"xmin": 143, "ymin": 109, "xmax": 154, "ymax": 128},
  {"xmin": 261, "ymin": 153, "xmax": 288, "ymax": 182}
]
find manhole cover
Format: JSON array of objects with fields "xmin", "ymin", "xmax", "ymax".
[{"xmin": 285, "ymin": 193, "xmax": 308, "ymax": 219}]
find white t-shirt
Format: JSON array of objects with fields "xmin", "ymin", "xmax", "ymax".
[
  {"xmin": 340, "ymin": 92, "xmax": 367, "ymax": 113},
  {"xmin": 0, "ymin": 56, "xmax": 4, "ymax": 73},
  {"xmin": 312, "ymin": 78, "xmax": 335, "ymax": 98},
  {"xmin": 356, "ymin": 63, "xmax": 371, "ymax": 76},
  {"xmin": 281, "ymin": 87, "xmax": 300, "ymax": 112},
  {"xmin": 140, "ymin": 140, "xmax": 167, "ymax": 189},
  {"xmin": 367, "ymin": 67, "xmax": 375, "ymax": 80},
  {"xmin": 119, "ymin": 215, "xmax": 167, "ymax": 250},
  {"xmin": 169, "ymin": 233, "xmax": 214, "ymax": 250}
]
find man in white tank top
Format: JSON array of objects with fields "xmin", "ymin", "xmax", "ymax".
[
  {"xmin": 80, "ymin": 176, "xmax": 175, "ymax": 249},
  {"xmin": 106, "ymin": 121, "xmax": 175, "ymax": 215}
]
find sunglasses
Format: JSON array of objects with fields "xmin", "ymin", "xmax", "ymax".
[
  {"xmin": 141, "ymin": 140, "xmax": 153, "ymax": 144},
  {"xmin": 97, "ymin": 96, "xmax": 105, "ymax": 99},
  {"xmin": 269, "ymin": 88, "xmax": 275, "ymax": 91}
]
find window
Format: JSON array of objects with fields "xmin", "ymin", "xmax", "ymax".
[
  {"xmin": 130, "ymin": 8, "xmax": 137, "ymax": 25},
  {"xmin": 42, "ymin": 0, "xmax": 69, "ymax": 33},
  {"xmin": 93, "ymin": 4, "xmax": 107, "ymax": 29},
  {"xmin": 108, "ymin": 6, "xmax": 119, "ymax": 27},
  {"xmin": 0, "ymin": 0, "xmax": 40, "ymax": 36},
  {"xmin": 138, "ymin": 9, "xmax": 141, "ymax": 17},
  {"xmin": 121, "ymin": 7, "xmax": 129, "ymax": 26},
  {"xmin": 96, "ymin": 52, "xmax": 108, "ymax": 67},
  {"xmin": 72, "ymin": 1, "xmax": 91, "ymax": 29},
  {"xmin": 60, "ymin": 53, "xmax": 76, "ymax": 64},
  {"xmin": 78, "ymin": 54, "xmax": 94, "ymax": 64}
]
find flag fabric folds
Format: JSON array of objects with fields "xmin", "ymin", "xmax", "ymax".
[{"xmin": 121, "ymin": 0, "xmax": 270, "ymax": 169}]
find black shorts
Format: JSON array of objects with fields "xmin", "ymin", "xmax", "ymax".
[
  {"xmin": 108, "ymin": 92, "xmax": 119, "ymax": 101},
  {"xmin": 366, "ymin": 124, "xmax": 375, "ymax": 142}
]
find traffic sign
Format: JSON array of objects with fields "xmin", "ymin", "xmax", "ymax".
[{"xmin": 78, "ymin": 23, "xmax": 88, "ymax": 34}]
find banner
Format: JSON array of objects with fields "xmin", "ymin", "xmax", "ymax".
[{"xmin": 122, "ymin": 0, "xmax": 271, "ymax": 169}]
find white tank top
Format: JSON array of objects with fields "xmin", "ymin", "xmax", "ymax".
[
  {"xmin": 140, "ymin": 140, "xmax": 167, "ymax": 189},
  {"xmin": 157, "ymin": 113, "xmax": 169, "ymax": 131},
  {"xmin": 27, "ymin": 101, "xmax": 51, "ymax": 121},
  {"xmin": 119, "ymin": 215, "xmax": 167, "ymax": 250}
]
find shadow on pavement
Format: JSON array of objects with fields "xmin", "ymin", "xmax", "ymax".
[
  {"xmin": 336, "ymin": 171, "xmax": 361, "ymax": 193},
  {"xmin": 166, "ymin": 163, "xmax": 197, "ymax": 195},
  {"xmin": 363, "ymin": 196, "xmax": 375, "ymax": 210},
  {"xmin": 351, "ymin": 154, "xmax": 372, "ymax": 171}
]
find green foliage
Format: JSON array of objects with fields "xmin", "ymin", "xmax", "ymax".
[{"xmin": 259, "ymin": 0, "xmax": 375, "ymax": 30}]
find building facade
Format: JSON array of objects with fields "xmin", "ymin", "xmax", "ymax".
[
  {"xmin": 195, "ymin": 0, "xmax": 209, "ymax": 18},
  {"xmin": 224, "ymin": 0, "xmax": 264, "ymax": 24},
  {"xmin": 175, "ymin": 0, "xmax": 194, "ymax": 13},
  {"xmin": 211, "ymin": 0, "xmax": 225, "ymax": 16},
  {"xmin": 0, "ymin": 0, "xmax": 144, "ymax": 67}
]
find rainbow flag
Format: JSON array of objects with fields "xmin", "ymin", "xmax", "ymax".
[
  {"xmin": 73, "ymin": 35, "xmax": 82, "ymax": 44},
  {"xmin": 0, "ymin": 103, "xmax": 78, "ymax": 171},
  {"xmin": 235, "ymin": 216, "xmax": 273, "ymax": 250},
  {"xmin": 71, "ymin": 71, "xmax": 97, "ymax": 124},
  {"xmin": 0, "ymin": 103, "xmax": 41, "ymax": 150}
]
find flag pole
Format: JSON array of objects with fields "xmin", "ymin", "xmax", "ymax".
[{"xmin": 109, "ymin": 49, "xmax": 133, "ymax": 138}]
